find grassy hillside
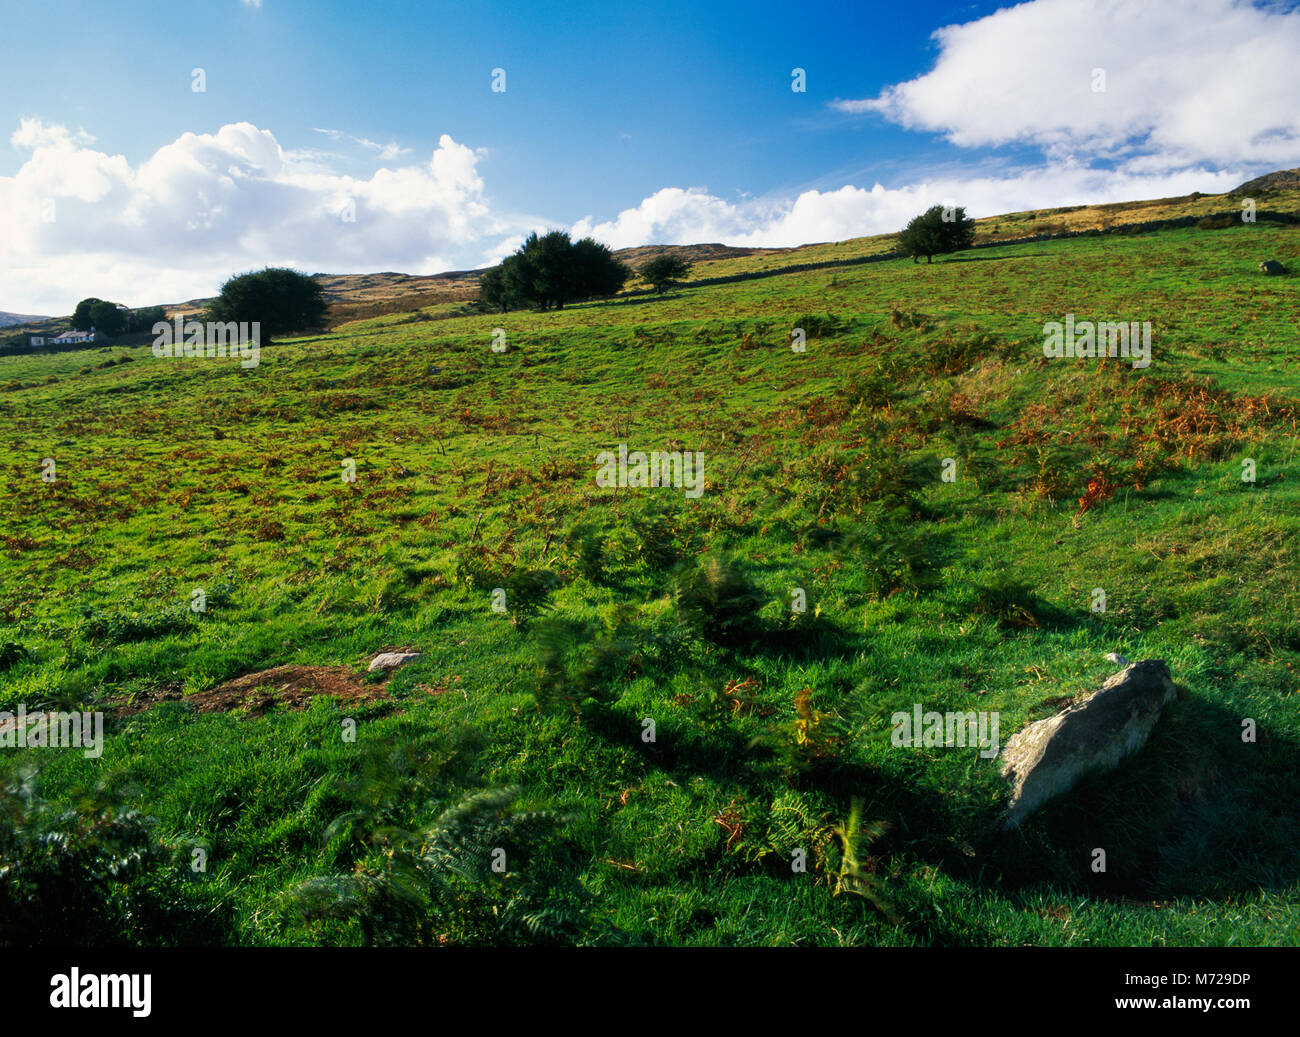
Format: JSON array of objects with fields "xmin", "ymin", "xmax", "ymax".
[{"xmin": 1, "ymin": 216, "xmax": 1298, "ymax": 946}]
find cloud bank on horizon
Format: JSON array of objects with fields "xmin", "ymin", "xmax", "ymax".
[{"xmin": 2, "ymin": 0, "xmax": 1296, "ymax": 314}]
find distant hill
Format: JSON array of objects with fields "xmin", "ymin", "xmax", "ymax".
[
  {"xmin": 0, "ymin": 311, "xmax": 51, "ymax": 328},
  {"xmin": 167, "ymin": 245, "xmax": 784, "ymax": 326},
  {"xmin": 612, "ymin": 242, "xmax": 786, "ymax": 267},
  {"xmin": 1231, "ymin": 167, "xmax": 1300, "ymax": 195}
]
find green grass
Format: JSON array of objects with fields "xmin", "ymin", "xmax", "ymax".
[{"xmin": 1, "ymin": 220, "xmax": 1298, "ymax": 946}]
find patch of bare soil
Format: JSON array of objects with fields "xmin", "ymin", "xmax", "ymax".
[{"xmin": 110, "ymin": 665, "xmax": 387, "ymax": 718}]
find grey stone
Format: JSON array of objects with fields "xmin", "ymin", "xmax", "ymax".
[
  {"xmin": 367, "ymin": 651, "xmax": 422, "ymax": 673},
  {"xmin": 999, "ymin": 660, "xmax": 1177, "ymax": 829}
]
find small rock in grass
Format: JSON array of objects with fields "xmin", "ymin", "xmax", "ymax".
[{"xmin": 367, "ymin": 651, "xmax": 422, "ymax": 673}]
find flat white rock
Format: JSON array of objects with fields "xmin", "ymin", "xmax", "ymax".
[{"xmin": 367, "ymin": 651, "xmax": 422, "ymax": 673}]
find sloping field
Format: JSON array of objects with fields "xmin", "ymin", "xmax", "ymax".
[{"xmin": 0, "ymin": 216, "xmax": 1297, "ymax": 945}]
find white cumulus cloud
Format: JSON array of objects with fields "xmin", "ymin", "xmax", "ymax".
[
  {"xmin": 832, "ymin": 0, "xmax": 1300, "ymax": 171},
  {"xmin": 1, "ymin": 120, "xmax": 512, "ymax": 313}
]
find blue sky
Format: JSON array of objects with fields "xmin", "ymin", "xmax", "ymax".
[
  {"xmin": 3, "ymin": 0, "xmax": 1299, "ymax": 312},
  {"xmin": 3, "ymin": 0, "xmax": 990, "ymax": 214}
]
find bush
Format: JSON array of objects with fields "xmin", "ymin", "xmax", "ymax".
[
  {"xmin": 846, "ymin": 443, "xmax": 929, "ymax": 515},
  {"xmin": 631, "ymin": 506, "xmax": 687, "ymax": 574},
  {"xmin": 842, "ymin": 369, "xmax": 897, "ymax": 410},
  {"xmin": 758, "ymin": 687, "xmax": 849, "ymax": 780},
  {"xmin": 924, "ymin": 330, "xmax": 1002, "ymax": 376}
]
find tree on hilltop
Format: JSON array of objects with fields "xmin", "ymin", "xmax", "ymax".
[
  {"xmin": 640, "ymin": 254, "xmax": 692, "ymax": 294},
  {"xmin": 478, "ymin": 266, "xmax": 512, "ymax": 313},
  {"xmin": 71, "ymin": 298, "xmax": 127, "ymax": 336},
  {"xmin": 898, "ymin": 205, "xmax": 976, "ymax": 263},
  {"xmin": 206, "ymin": 267, "xmax": 328, "ymax": 340},
  {"xmin": 478, "ymin": 231, "xmax": 630, "ymax": 312},
  {"xmin": 570, "ymin": 237, "xmax": 631, "ymax": 300},
  {"xmin": 71, "ymin": 299, "xmax": 170, "ymax": 336}
]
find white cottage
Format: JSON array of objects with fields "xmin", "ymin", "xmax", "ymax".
[{"xmin": 29, "ymin": 327, "xmax": 107, "ymax": 347}]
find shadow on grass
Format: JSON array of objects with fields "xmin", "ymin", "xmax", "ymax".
[
  {"xmin": 979, "ymin": 690, "xmax": 1300, "ymax": 903},
  {"xmin": 587, "ymin": 656, "xmax": 1300, "ymax": 937}
]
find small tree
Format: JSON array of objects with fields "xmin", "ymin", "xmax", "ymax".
[
  {"xmin": 640, "ymin": 255, "xmax": 692, "ymax": 294},
  {"xmin": 898, "ymin": 205, "xmax": 976, "ymax": 263},
  {"xmin": 207, "ymin": 267, "xmax": 328, "ymax": 340}
]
